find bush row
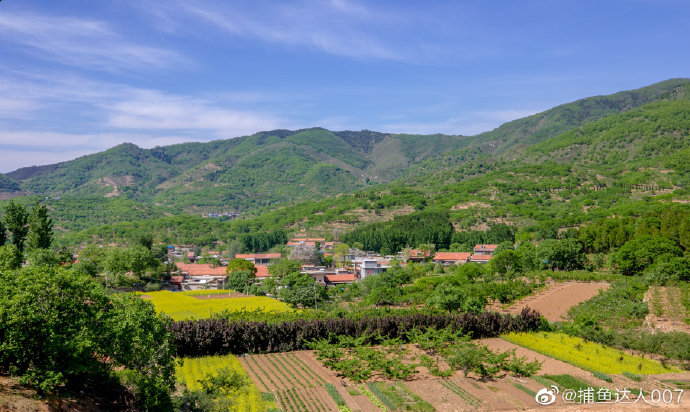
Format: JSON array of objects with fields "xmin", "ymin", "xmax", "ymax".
[{"xmin": 171, "ymin": 308, "xmax": 543, "ymax": 357}]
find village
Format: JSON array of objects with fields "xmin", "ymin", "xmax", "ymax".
[{"xmin": 166, "ymin": 237, "xmax": 499, "ymax": 291}]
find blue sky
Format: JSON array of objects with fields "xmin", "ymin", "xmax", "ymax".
[{"xmin": 1, "ymin": 0, "xmax": 688, "ymax": 172}]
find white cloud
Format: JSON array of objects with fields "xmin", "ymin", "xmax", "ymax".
[
  {"xmin": 381, "ymin": 108, "xmax": 542, "ymax": 136},
  {"xmin": 0, "ymin": 11, "xmax": 187, "ymax": 72}
]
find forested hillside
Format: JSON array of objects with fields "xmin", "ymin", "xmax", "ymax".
[{"xmin": 2, "ymin": 79, "xmax": 689, "ymax": 246}]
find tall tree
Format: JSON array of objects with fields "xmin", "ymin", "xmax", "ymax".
[
  {"xmin": 4, "ymin": 201, "xmax": 29, "ymax": 253},
  {"xmin": 27, "ymin": 202, "xmax": 53, "ymax": 250},
  {"xmin": 0, "ymin": 220, "xmax": 6, "ymax": 247}
]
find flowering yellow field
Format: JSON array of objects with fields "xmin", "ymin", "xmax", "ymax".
[
  {"xmin": 177, "ymin": 355, "xmax": 271, "ymax": 411},
  {"xmin": 502, "ymin": 332, "xmax": 680, "ymax": 375},
  {"xmin": 139, "ymin": 290, "xmax": 292, "ymax": 321}
]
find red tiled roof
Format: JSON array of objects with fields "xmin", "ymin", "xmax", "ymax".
[
  {"xmin": 255, "ymin": 265, "xmax": 270, "ymax": 278},
  {"xmin": 175, "ymin": 262, "xmax": 227, "ymax": 276},
  {"xmin": 235, "ymin": 253, "xmax": 281, "ymax": 259},
  {"xmin": 187, "ymin": 252, "xmax": 195, "ymax": 257},
  {"xmin": 170, "ymin": 276, "xmax": 184, "ymax": 283},
  {"xmin": 470, "ymin": 254, "xmax": 492, "ymax": 261},
  {"xmin": 324, "ymin": 274, "xmax": 356, "ymax": 283},
  {"xmin": 408, "ymin": 249, "xmax": 431, "ymax": 258},
  {"xmin": 433, "ymin": 252, "xmax": 471, "ymax": 261},
  {"xmin": 473, "ymin": 244, "xmax": 498, "ymax": 252}
]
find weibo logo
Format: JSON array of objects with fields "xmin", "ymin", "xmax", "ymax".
[{"xmin": 535, "ymin": 386, "xmax": 559, "ymax": 405}]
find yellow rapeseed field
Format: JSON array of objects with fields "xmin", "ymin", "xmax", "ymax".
[
  {"xmin": 502, "ymin": 332, "xmax": 680, "ymax": 375},
  {"xmin": 177, "ymin": 355, "xmax": 270, "ymax": 411},
  {"xmin": 138, "ymin": 290, "xmax": 292, "ymax": 321}
]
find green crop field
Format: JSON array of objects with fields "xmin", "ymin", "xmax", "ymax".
[
  {"xmin": 138, "ymin": 290, "xmax": 293, "ymax": 320},
  {"xmin": 503, "ymin": 332, "xmax": 680, "ymax": 375}
]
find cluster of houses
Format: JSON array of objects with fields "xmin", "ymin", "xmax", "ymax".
[{"xmin": 168, "ymin": 239, "xmax": 499, "ymax": 291}]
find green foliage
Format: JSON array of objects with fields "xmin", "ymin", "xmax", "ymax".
[
  {"xmin": 593, "ymin": 371, "xmax": 613, "ymax": 383},
  {"xmin": 277, "ymin": 272, "xmax": 328, "ymax": 308},
  {"xmin": 324, "ymin": 383, "xmax": 346, "ymax": 406},
  {"xmin": 4, "ymin": 200, "xmax": 28, "ymax": 253},
  {"xmin": 226, "ymin": 258, "xmax": 257, "ymax": 275},
  {"xmin": 27, "ymin": 202, "xmax": 53, "ymax": 250},
  {"xmin": 0, "ymin": 244, "xmax": 22, "ymax": 271},
  {"xmin": 343, "ymin": 210, "xmax": 454, "ymax": 254},
  {"xmin": 568, "ymin": 278, "xmax": 649, "ymax": 329},
  {"xmin": 0, "ymin": 266, "xmax": 176, "ymax": 407},
  {"xmin": 615, "ymin": 235, "xmax": 682, "ymax": 276},
  {"xmin": 226, "ymin": 270, "xmax": 255, "ymax": 294}
]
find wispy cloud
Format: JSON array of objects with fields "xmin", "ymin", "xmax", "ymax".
[
  {"xmin": 152, "ymin": 0, "xmax": 413, "ymax": 61},
  {"xmin": 381, "ymin": 108, "xmax": 542, "ymax": 136},
  {"xmin": 0, "ymin": 11, "xmax": 187, "ymax": 72},
  {"xmin": 105, "ymin": 90, "xmax": 285, "ymax": 136}
]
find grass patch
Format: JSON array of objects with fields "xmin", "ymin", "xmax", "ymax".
[
  {"xmin": 503, "ymin": 332, "xmax": 680, "ymax": 375},
  {"xmin": 661, "ymin": 380, "xmax": 690, "ymax": 390},
  {"xmin": 365, "ymin": 382, "xmax": 434, "ymax": 412},
  {"xmin": 137, "ymin": 290, "xmax": 292, "ymax": 320},
  {"xmin": 622, "ymin": 371, "xmax": 643, "ymax": 381},
  {"xmin": 593, "ymin": 371, "xmax": 613, "ymax": 383},
  {"xmin": 513, "ymin": 383, "xmax": 536, "ymax": 397},
  {"xmin": 439, "ymin": 379, "xmax": 481, "ymax": 407}
]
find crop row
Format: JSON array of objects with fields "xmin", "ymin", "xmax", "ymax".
[
  {"xmin": 274, "ymin": 387, "xmax": 334, "ymax": 412},
  {"xmin": 172, "ymin": 308, "xmax": 543, "ymax": 356},
  {"xmin": 242, "ymin": 352, "xmax": 323, "ymax": 391},
  {"xmin": 439, "ymin": 379, "xmax": 481, "ymax": 407}
]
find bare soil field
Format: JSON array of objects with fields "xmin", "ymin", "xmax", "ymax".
[
  {"xmin": 643, "ymin": 286, "xmax": 690, "ymax": 333},
  {"xmin": 496, "ymin": 282, "xmax": 609, "ymax": 322},
  {"xmin": 238, "ymin": 342, "xmax": 690, "ymax": 411}
]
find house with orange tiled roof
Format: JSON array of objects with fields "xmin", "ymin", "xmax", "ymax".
[
  {"xmin": 469, "ymin": 254, "xmax": 492, "ymax": 264},
  {"xmin": 174, "ymin": 262, "xmax": 227, "ymax": 289},
  {"xmin": 255, "ymin": 265, "xmax": 270, "ymax": 279},
  {"xmin": 433, "ymin": 252, "xmax": 471, "ymax": 265},
  {"xmin": 235, "ymin": 253, "xmax": 281, "ymax": 265},
  {"xmin": 473, "ymin": 244, "xmax": 498, "ymax": 255}
]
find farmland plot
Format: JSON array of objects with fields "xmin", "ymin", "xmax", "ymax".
[
  {"xmin": 240, "ymin": 351, "xmax": 377, "ymax": 412},
  {"xmin": 497, "ymin": 282, "xmax": 609, "ymax": 322}
]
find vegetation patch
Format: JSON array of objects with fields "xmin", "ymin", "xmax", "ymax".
[
  {"xmin": 503, "ymin": 332, "xmax": 679, "ymax": 374},
  {"xmin": 138, "ymin": 290, "xmax": 292, "ymax": 321},
  {"xmin": 175, "ymin": 355, "xmax": 272, "ymax": 411}
]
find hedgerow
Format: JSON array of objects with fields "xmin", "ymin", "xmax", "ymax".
[{"xmin": 171, "ymin": 308, "xmax": 543, "ymax": 357}]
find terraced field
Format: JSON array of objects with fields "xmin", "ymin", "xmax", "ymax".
[
  {"xmin": 497, "ymin": 282, "xmax": 609, "ymax": 322},
  {"xmin": 239, "ymin": 351, "xmax": 379, "ymax": 412}
]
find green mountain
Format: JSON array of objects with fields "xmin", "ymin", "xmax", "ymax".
[
  {"xmin": 7, "ymin": 128, "xmax": 466, "ymax": 212},
  {"xmin": 0, "ymin": 173, "xmax": 20, "ymax": 193},
  {"xmin": 4, "ymin": 78, "xmax": 690, "ymax": 246}
]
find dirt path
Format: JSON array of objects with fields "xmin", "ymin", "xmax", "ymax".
[
  {"xmin": 498, "ymin": 282, "xmax": 609, "ymax": 322},
  {"xmin": 643, "ymin": 286, "xmax": 690, "ymax": 333}
]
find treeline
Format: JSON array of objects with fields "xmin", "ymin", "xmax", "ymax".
[
  {"xmin": 342, "ymin": 210, "xmax": 454, "ymax": 254},
  {"xmin": 579, "ymin": 206, "xmax": 690, "ymax": 254},
  {"xmin": 238, "ymin": 230, "xmax": 287, "ymax": 252},
  {"xmin": 171, "ymin": 308, "xmax": 543, "ymax": 357}
]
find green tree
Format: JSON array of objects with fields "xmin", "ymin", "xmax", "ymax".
[
  {"xmin": 0, "ymin": 220, "xmax": 6, "ymax": 246},
  {"xmin": 27, "ymin": 202, "xmax": 53, "ymax": 250},
  {"xmin": 268, "ymin": 258, "xmax": 302, "ymax": 278},
  {"xmin": 225, "ymin": 258, "xmax": 257, "ymax": 275},
  {"xmin": 277, "ymin": 272, "xmax": 327, "ymax": 308},
  {"xmin": 334, "ymin": 243, "xmax": 350, "ymax": 267},
  {"xmin": 4, "ymin": 201, "xmax": 28, "ymax": 253},
  {"xmin": 490, "ymin": 250, "xmax": 523, "ymax": 276},
  {"xmin": 0, "ymin": 244, "xmax": 23, "ymax": 271},
  {"xmin": 226, "ymin": 270, "xmax": 255, "ymax": 294},
  {"xmin": 615, "ymin": 235, "xmax": 683, "ymax": 276},
  {"xmin": 126, "ymin": 245, "xmax": 161, "ymax": 276},
  {"xmin": 0, "ymin": 266, "xmax": 176, "ymax": 407},
  {"xmin": 27, "ymin": 248, "xmax": 59, "ymax": 268}
]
